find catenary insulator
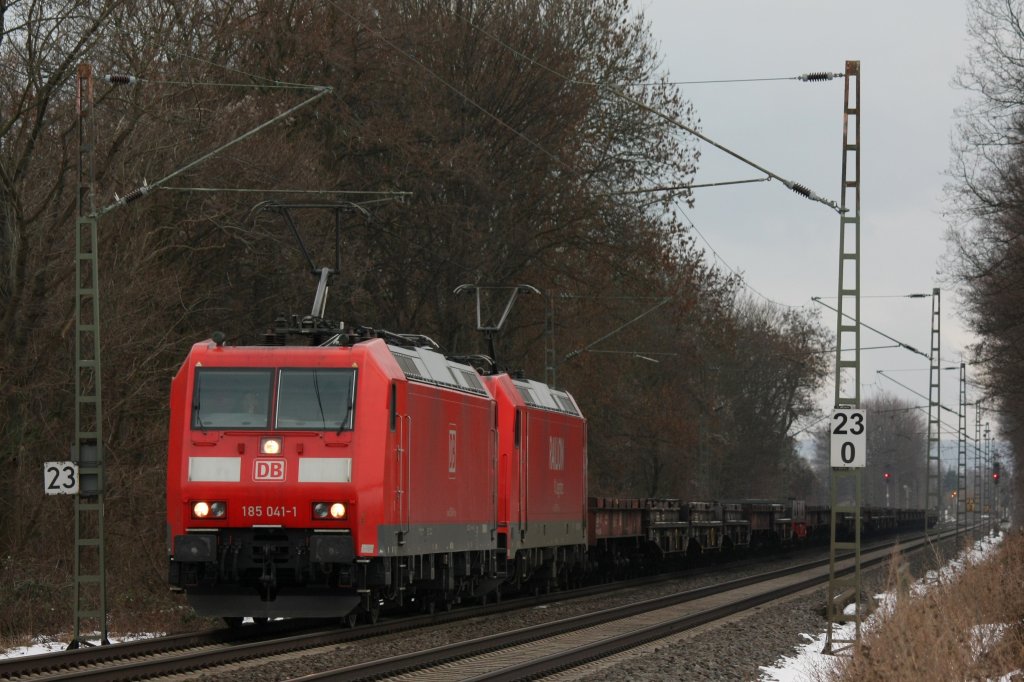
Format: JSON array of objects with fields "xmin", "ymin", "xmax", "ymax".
[
  {"xmin": 788, "ymin": 182, "xmax": 811, "ymax": 198},
  {"xmin": 121, "ymin": 185, "xmax": 149, "ymax": 203},
  {"xmin": 104, "ymin": 74, "xmax": 138, "ymax": 85},
  {"xmin": 799, "ymin": 72, "xmax": 838, "ymax": 82}
]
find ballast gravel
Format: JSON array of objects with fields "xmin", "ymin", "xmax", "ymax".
[{"xmin": 186, "ymin": 538, "xmax": 957, "ymax": 682}]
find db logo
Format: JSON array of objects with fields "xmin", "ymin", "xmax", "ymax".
[{"xmin": 254, "ymin": 459, "xmax": 286, "ymax": 481}]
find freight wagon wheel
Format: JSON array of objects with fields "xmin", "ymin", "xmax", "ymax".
[
  {"xmin": 253, "ymin": 617, "xmax": 269, "ymax": 626},
  {"xmin": 223, "ymin": 617, "xmax": 243, "ymax": 629},
  {"xmin": 364, "ymin": 604, "xmax": 380, "ymax": 625},
  {"xmin": 343, "ymin": 611, "xmax": 359, "ymax": 628}
]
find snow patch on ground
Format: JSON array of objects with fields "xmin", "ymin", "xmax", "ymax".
[
  {"xmin": 1, "ymin": 632, "xmax": 161, "ymax": 659},
  {"xmin": 758, "ymin": 531, "xmax": 1006, "ymax": 682}
]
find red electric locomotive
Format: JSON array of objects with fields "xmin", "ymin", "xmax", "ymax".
[
  {"xmin": 483, "ymin": 373, "xmax": 588, "ymax": 590},
  {"xmin": 167, "ymin": 331, "xmax": 507, "ymax": 623}
]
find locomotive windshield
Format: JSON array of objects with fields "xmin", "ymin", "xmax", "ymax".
[
  {"xmin": 276, "ymin": 368, "xmax": 356, "ymax": 431},
  {"xmin": 191, "ymin": 367, "xmax": 356, "ymax": 431},
  {"xmin": 193, "ymin": 368, "xmax": 273, "ymax": 429}
]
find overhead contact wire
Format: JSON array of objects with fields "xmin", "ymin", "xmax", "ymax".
[
  {"xmin": 675, "ymin": 202, "xmax": 804, "ymax": 310},
  {"xmin": 98, "ymin": 87, "xmax": 333, "ymax": 215},
  {"xmin": 103, "ymin": 75, "xmax": 319, "ymax": 90},
  {"xmin": 811, "ymin": 297, "xmax": 930, "ymax": 360},
  {"xmin": 633, "ymin": 73, "xmax": 842, "ymax": 86},
  {"xmin": 462, "ymin": 17, "xmax": 844, "ymax": 214}
]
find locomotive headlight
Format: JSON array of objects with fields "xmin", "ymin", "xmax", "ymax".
[
  {"xmin": 313, "ymin": 501, "xmax": 347, "ymax": 520},
  {"xmin": 260, "ymin": 437, "xmax": 282, "ymax": 455},
  {"xmin": 191, "ymin": 500, "xmax": 227, "ymax": 519}
]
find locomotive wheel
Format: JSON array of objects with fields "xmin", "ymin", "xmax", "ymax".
[{"xmin": 223, "ymin": 617, "xmax": 243, "ymax": 629}]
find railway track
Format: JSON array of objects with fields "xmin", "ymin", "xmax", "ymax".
[
  {"xmin": 288, "ymin": 527, "xmax": 962, "ymax": 681},
  {"xmin": 0, "ymin": 571, "xmax": 692, "ymax": 681},
  {"xmin": 0, "ymin": 528, "xmax": 962, "ymax": 681}
]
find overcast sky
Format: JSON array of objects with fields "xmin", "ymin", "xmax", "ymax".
[{"xmin": 636, "ymin": 1, "xmax": 981, "ymax": 443}]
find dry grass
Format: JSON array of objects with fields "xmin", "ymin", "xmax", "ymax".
[{"xmin": 832, "ymin": 529, "xmax": 1024, "ymax": 681}]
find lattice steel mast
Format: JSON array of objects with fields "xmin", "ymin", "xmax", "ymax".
[
  {"xmin": 64, "ymin": 65, "xmax": 336, "ymax": 647},
  {"xmin": 71, "ymin": 63, "xmax": 108, "ymax": 648},
  {"xmin": 974, "ymin": 404, "xmax": 982, "ymax": 541},
  {"xmin": 925, "ymin": 289, "xmax": 941, "ymax": 534},
  {"xmin": 957, "ymin": 362, "xmax": 967, "ymax": 539},
  {"xmin": 824, "ymin": 60, "xmax": 863, "ymax": 655},
  {"xmin": 984, "ymin": 422, "xmax": 992, "ymax": 533}
]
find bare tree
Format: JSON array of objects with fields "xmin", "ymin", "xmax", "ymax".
[
  {"xmin": 946, "ymin": 0, "xmax": 1024, "ymax": 523},
  {"xmin": 708, "ymin": 297, "xmax": 830, "ymax": 499}
]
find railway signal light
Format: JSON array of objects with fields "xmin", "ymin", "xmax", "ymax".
[
  {"xmin": 993, "ymin": 462, "xmax": 1000, "ymax": 484},
  {"xmin": 883, "ymin": 472, "xmax": 891, "ymax": 482}
]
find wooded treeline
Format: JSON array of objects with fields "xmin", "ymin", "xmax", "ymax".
[
  {"xmin": 0, "ymin": 0, "xmax": 828, "ymax": 636},
  {"xmin": 947, "ymin": 0, "xmax": 1024, "ymax": 526}
]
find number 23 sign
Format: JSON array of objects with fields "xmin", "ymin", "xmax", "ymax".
[
  {"xmin": 44, "ymin": 461, "xmax": 79, "ymax": 495},
  {"xmin": 830, "ymin": 409, "xmax": 866, "ymax": 468}
]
